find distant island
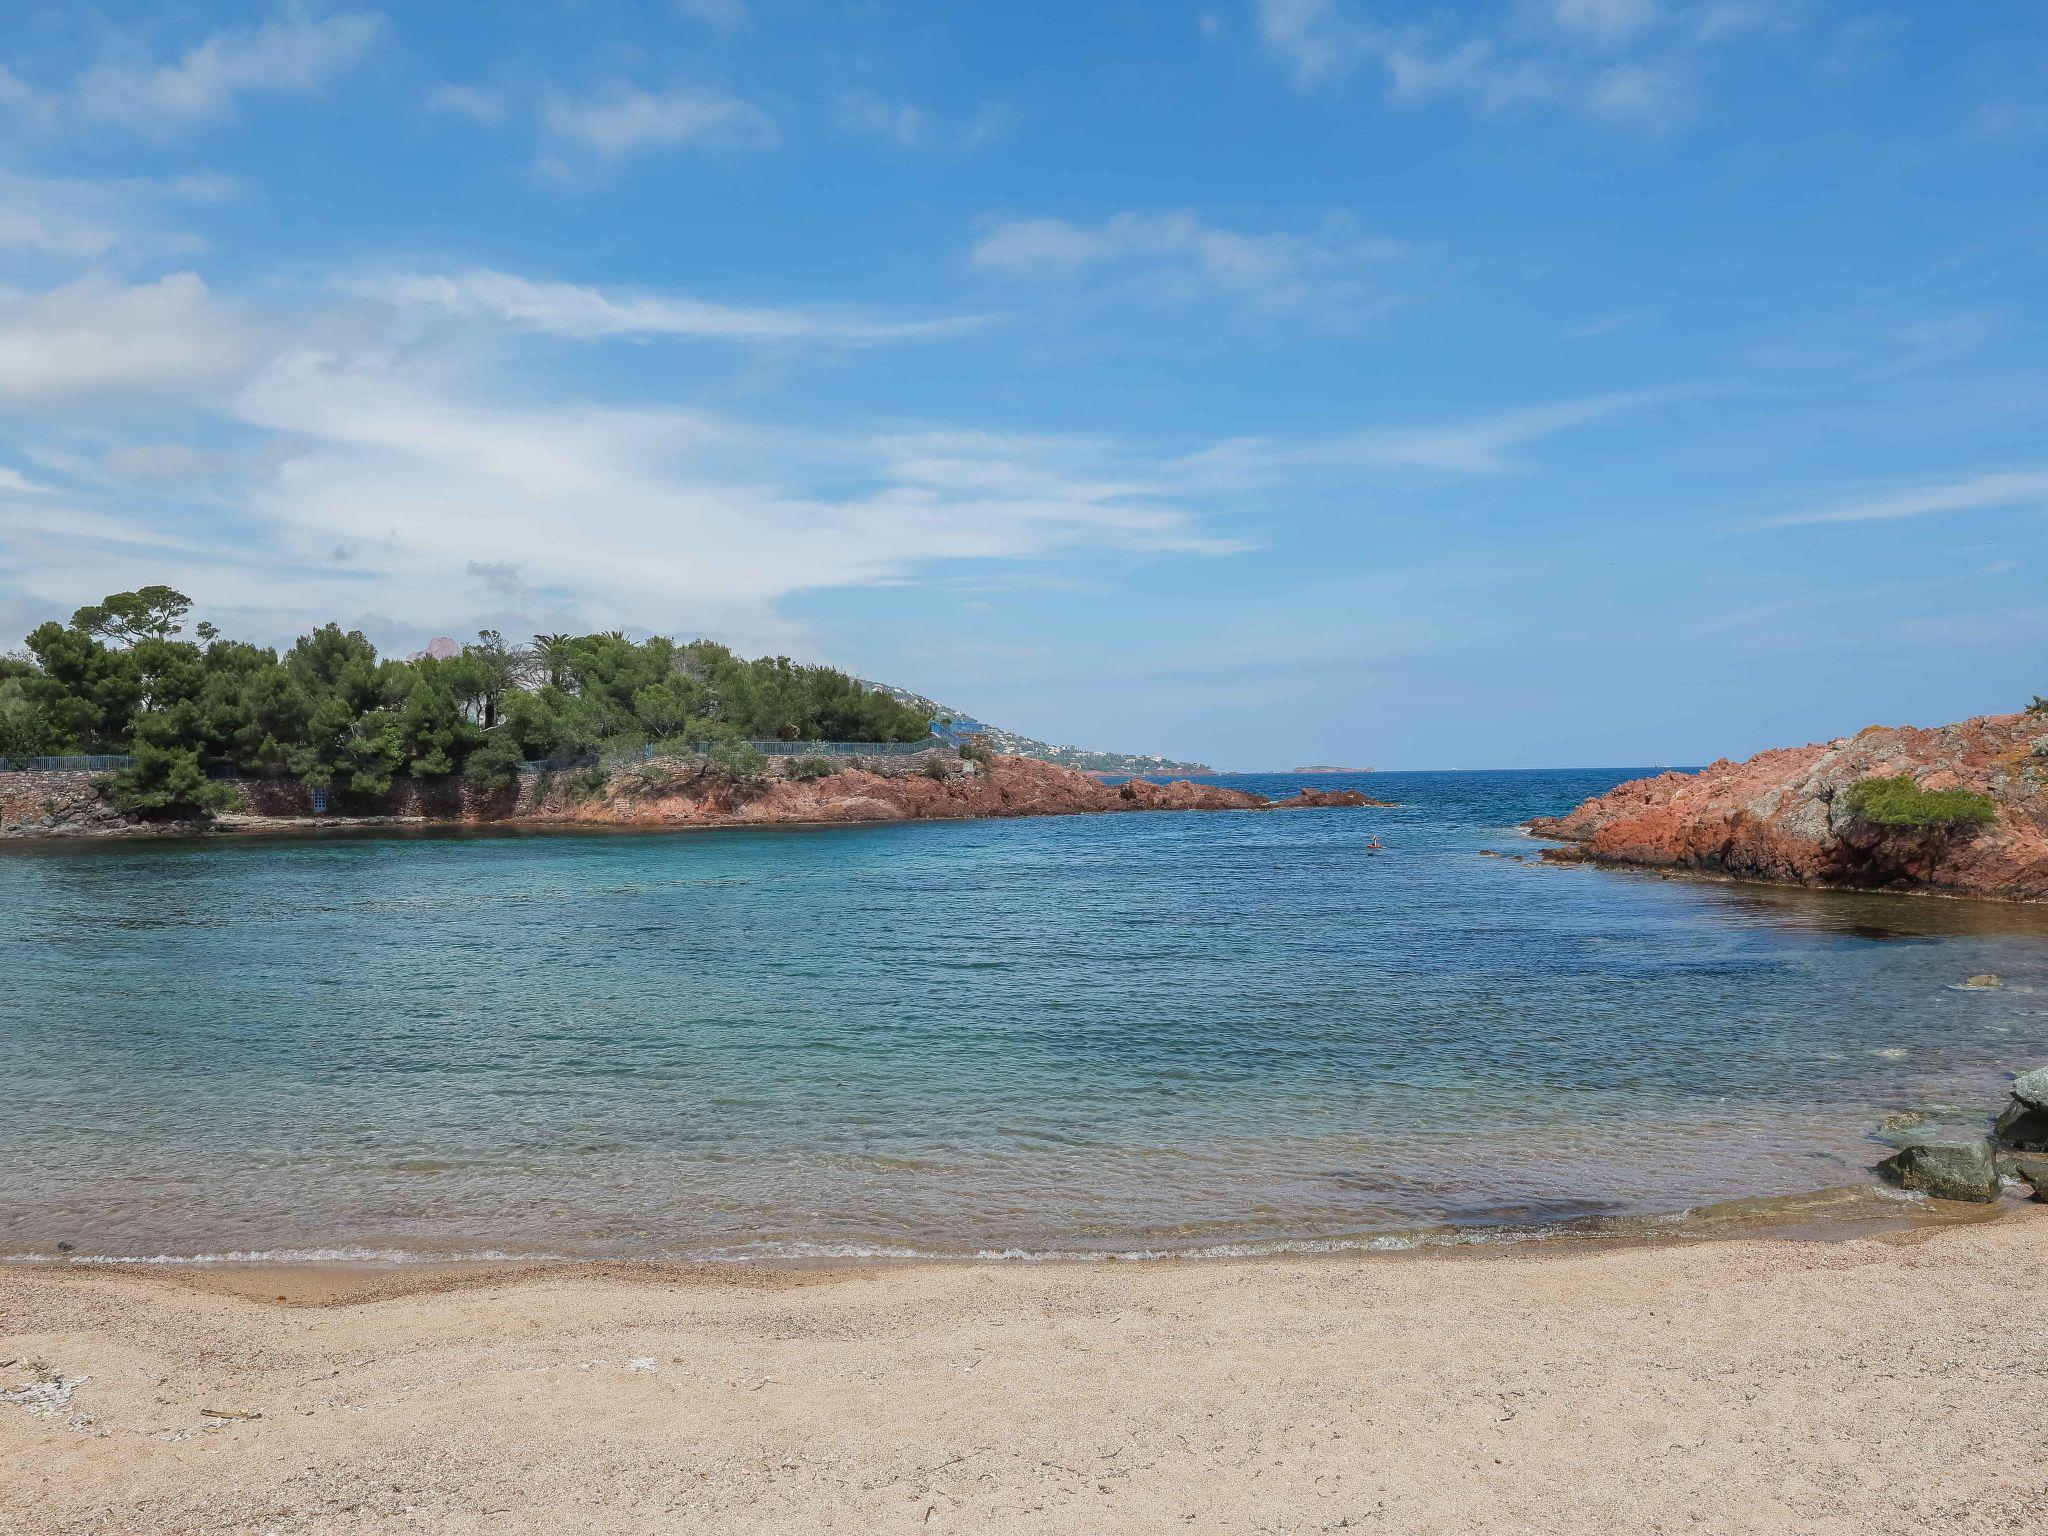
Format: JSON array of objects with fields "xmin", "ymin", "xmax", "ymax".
[
  {"xmin": 1290, "ymin": 764, "xmax": 1373, "ymax": 774},
  {"xmin": 863, "ymin": 681, "xmax": 1214, "ymax": 776}
]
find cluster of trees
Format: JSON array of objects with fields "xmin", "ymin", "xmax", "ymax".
[{"xmin": 0, "ymin": 586, "xmax": 931, "ymax": 813}]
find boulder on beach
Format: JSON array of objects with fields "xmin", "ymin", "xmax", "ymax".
[
  {"xmin": 1993, "ymin": 1065, "xmax": 2048, "ymax": 1151},
  {"xmin": 1998, "ymin": 1153, "xmax": 2048, "ymax": 1201},
  {"xmin": 1874, "ymin": 1135, "xmax": 2001, "ymax": 1202}
]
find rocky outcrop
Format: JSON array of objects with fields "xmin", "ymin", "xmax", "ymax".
[
  {"xmin": 1526, "ymin": 711, "xmax": 2048, "ymax": 901},
  {"xmin": 0, "ymin": 756, "xmax": 1391, "ymax": 840},
  {"xmin": 513, "ymin": 755, "xmax": 1388, "ymax": 830},
  {"xmin": 1993, "ymin": 1066, "xmax": 2048, "ymax": 1152}
]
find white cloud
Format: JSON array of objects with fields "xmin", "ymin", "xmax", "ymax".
[
  {"xmin": 1766, "ymin": 470, "xmax": 2048, "ymax": 528},
  {"xmin": 0, "ymin": 273, "xmax": 260, "ymax": 400},
  {"xmin": 361, "ymin": 269, "xmax": 984, "ymax": 345},
  {"xmin": 970, "ymin": 211, "xmax": 1405, "ymax": 312},
  {"xmin": 168, "ymin": 344, "xmax": 1247, "ymax": 645},
  {"xmin": 540, "ymin": 82, "xmax": 777, "ymax": 166},
  {"xmin": 0, "ymin": 466, "xmax": 56, "ymax": 496},
  {"xmin": 1254, "ymin": 0, "xmax": 1368, "ymax": 87},
  {"xmin": 426, "ymin": 83, "xmax": 506, "ymax": 125},
  {"xmin": 77, "ymin": 8, "xmax": 383, "ymax": 131},
  {"xmin": 1381, "ymin": 39, "xmax": 1555, "ymax": 114}
]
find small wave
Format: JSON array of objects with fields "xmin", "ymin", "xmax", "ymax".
[
  {"xmin": 9, "ymin": 1246, "xmax": 579, "ymax": 1267},
  {"xmin": 2, "ymin": 1186, "xmax": 1950, "ymax": 1269}
]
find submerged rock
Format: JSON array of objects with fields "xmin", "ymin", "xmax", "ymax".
[
  {"xmin": 1874, "ymin": 1135, "xmax": 2001, "ymax": 1202},
  {"xmin": 1958, "ymin": 974, "xmax": 2000, "ymax": 990}
]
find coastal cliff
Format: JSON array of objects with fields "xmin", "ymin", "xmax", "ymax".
[
  {"xmin": 1528, "ymin": 711, "xmax": 2048, "ymax": 901},
  {"xmin": 0, "ymin": 753, "xmax": 1386, "ymax": 840}
]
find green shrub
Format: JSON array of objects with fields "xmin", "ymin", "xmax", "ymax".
[
  {"xmin": 787, "ymin": 754, "xmax": 834, "ymax": 781},
  {"xmin": 1839, "ymin": 775, "xmax": 1997, "ymax": 831},
  {"xmin": 921, "ymin": 755, "xmax": 953, "ymax": 781},
  {"xmin": 2029, "ymin": 694, "xmax": 2048, "ymax": 717},
  {"xmin": 565, "ymin": 765, "xmax": 610, "ymax": 802},
  {"xmin": 706, "ymin": 741, "xmax": 769, "ymax": 782},
  {"xmin": 957, "ymin": 739, "xmax": 993, "ymax": 766}
]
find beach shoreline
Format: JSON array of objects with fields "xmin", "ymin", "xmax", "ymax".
[{"xmin": 7, "ymin": 1206, "xmax": 2043, "ymax": 1533}]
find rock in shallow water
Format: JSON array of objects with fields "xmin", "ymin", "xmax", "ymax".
[
  {"xmin": 1993, "ymin": 1066, "xmax": 2048, "ymax": 1151},
  {"xmin": 1997, "ymin": 1153, "xmax": 2048, "ymax": 1201},
  {"xmin": 1875, "ymin": 1136, "xmax": 2001, "ymax": 1202}
]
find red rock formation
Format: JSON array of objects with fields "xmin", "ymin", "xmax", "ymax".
[
  {"xmin": 0, "ymin": 755, "xmax": 1391, "ymax": 839},
  {"xmin": 1527, "ymin": 711, "xmax": 2048, "ymax": 901},
  {"xmin": 526, "ymin": 755, "xmax": 1389, "ymax": 829}
]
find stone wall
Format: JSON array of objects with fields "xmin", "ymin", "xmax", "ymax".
[{"xmin": 0, "ymin": 770, "xmax": 129, "ymax": 838}]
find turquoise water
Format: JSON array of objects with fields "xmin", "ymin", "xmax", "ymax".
[{"xmin": 3, "ymin": 769, "xmax": 2045, "ymax": 1263}]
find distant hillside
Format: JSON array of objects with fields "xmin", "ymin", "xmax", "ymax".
[{"xmin": 864, "ymin": 682, "xmax": 1213, "ymax": 775}]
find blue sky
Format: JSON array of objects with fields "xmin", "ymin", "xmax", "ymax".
[{"xmin": 0, "ymin": 1, "xmax": 2042, "ymax": 768}]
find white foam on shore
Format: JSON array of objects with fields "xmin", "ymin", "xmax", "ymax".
[
  {"xmin": 2, "ymin": 1187, "xmax": 1936, "ymax": 1269},
  {"xmin": 10, "ymin": 1247, "xmax": 578, "ymax": 1267}
]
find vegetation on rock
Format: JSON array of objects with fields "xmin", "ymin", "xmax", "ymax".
[
  {"xmin": 3, "ymin": 587, "xmax": 932, "ymax": 816},
  {"xmin": 1838, "ymin": 775, "xmax": 1997, "ymax": 831}
]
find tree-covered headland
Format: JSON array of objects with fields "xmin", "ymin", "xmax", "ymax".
[{"xmin": 0, "ymin": 586, "xmax": 932, "ymax": 814}]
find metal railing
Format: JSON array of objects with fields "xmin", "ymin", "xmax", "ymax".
[
  {"xmin": 748, "ymin": 739, "xmax": 940, "ymax": 758},
  {"xmin": 0, "ymin": 754, "xmax": 132, "ymax": 773},
  {"xmin": 518, "ymin": 739, "xmax": 944, "ymax": 772}
]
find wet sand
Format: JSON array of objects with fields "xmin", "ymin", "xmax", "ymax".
[{"xmin": 5, "ymin": 1207, "xmax": 2044, "ymax": 1534}]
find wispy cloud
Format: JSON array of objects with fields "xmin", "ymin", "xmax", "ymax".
[
  {"xmin": 1764, "ymin": 470, "xmax": 2048, "ymax": 528},
  {"xmin": 1172, "ymin": 390, "xmax": 1679, "ymax": 486},
  {"xmin": 75, "ymin": 7, "xmax": 384, "ymax": 131},
  {"xmin": 1248, "ymin": 0, "xmax": 1759, "ymax": 129},
  {"xmin": 360, "ymin": 268, "xmax": 986, "ymax": 345},
  {"xmin": 971, "ymin": 210, "xmax": 1407, "ymax": 312},
  {"xmin": 1548, "ymin": 0, "xmax": 1662, "ymax": 48},
  {"xmin": 835, "ymin": 90, "xmax": 1005, "ymax": 152},
  {"xmin": 0, "ymin": 266, "xmax": 1251, "ymax": 645},
  {"xmin": 0, "ymin": 168, "xmax": 235, "ymax": 265},
  {"xmin": 538, "ymin": 82, "xmax": 777, "ymax": 171},
  {"xmin": 426, "ymin": 83, "xmax": 506, "ymax": 125},
  {"xmin": 676, "ymin": 0, "xmax": 750, "ymax": 27},
  {"xmin": 0, "ymin": 64, "xmax": 57, "ymax": 127}
]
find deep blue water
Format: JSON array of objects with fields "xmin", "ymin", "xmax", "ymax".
[{"xmin": 2, "ymin": 769, "xmax": 2045, "ymax": 1262}]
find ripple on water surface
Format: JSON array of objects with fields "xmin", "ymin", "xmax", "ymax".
[{"xmin": 2, "ymin": 769, "xmax": 2044, "ymax": 1262}]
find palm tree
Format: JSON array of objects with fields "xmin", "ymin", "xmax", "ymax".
[{"xmin": 529, "ymin": 633, "xmax": 575, "ymax": 690}]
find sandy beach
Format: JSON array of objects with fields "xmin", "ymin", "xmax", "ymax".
[{"xmin": 5, "ymin": 1210, "xmax": 2044, "ymax": 1535}]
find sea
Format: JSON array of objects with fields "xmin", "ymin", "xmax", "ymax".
[{"xmin": 3, "ymin": 768, "xmax": 2043, "ymax": 1265}]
